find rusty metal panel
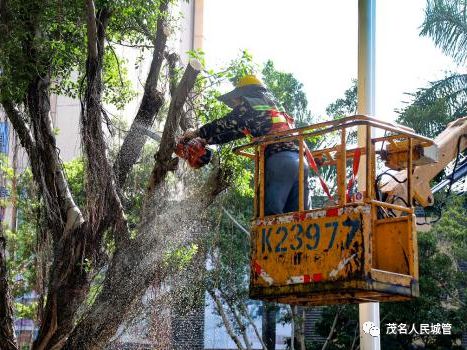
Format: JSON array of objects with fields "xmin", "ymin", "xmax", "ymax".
[
  {"xmin": 250, "ymin": 279, "xmax": 416, "ymax": 306},
  {"xmin": 373, "ymin": 217, "xmax": 411, "ymax": 275},
  {"xmin": 371, "ymin": 269, "xmax": 413, "ymax": 287},
  {"xmin": 250, "ymin": 206, "xmax": 371, "ymax": 289}
]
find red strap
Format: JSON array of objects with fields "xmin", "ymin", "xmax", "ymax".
[
  {"xmin": 305, "ymin": 148, "xmax": 334, "ymax": 200},
  {"xmin": 283, "ymin": 112, "xmax": 295, "ymax": 127},
  {"xmin": 346, "ymin": 148, "xmax": 362, "ymax": 202}
]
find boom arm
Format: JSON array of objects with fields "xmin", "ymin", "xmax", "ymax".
[{"xmin": 380, "ymin": 116, "xmax": 467, "ymax": 207}]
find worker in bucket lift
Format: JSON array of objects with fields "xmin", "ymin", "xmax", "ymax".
[{"xmin": 180, "ymin": 74, "xmax": 309, "ymax": 215}]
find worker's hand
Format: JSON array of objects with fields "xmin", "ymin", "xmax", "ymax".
[
  {"xmin": 180, "ymin": 128, "xmax": 199, "ymax": 143},
  {"xmin": 197, "ymin": 137, "xmax": 207, "ymax": 146}
]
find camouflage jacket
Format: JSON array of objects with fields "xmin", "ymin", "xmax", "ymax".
[{"xmin": 198, "ymin": 95, "xmax": 298, "ymax": 157}]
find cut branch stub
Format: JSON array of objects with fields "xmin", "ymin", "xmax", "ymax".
[{"xmin": 165, "ymin": 52, "xmax": 180, "ymax": 97}]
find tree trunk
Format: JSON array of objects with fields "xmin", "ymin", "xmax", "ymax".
[
  {"xmin": 63, "ymin": 166, "xmax": 228, "ymax": 349},
  {"xmin": 0, "ymin": 234, "xmax": 18, "ymax": 350},
  {"xmin": 262, "ymin": 302, "xmax": 277, "ymax": 350},
  {"xmin": 147, "ymin": 58, "xmax": 202, "ymax": 196},
  {"xmin": 22, "ymin": 74, "xmax": 87, "ymax": 350},
  {"xmin": 3, "ymin": 89, "xmax": 88, "ymax": 350},
  {"xmin": 292, "ymin": 306, "xmax": 306, "ymax": 350}
]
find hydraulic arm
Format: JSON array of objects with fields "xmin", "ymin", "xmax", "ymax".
[{"xmin": 380, "ymin": 116, "xmax": 467, "ymax": 207}]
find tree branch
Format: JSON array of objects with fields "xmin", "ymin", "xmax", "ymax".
[
  {"xmin": 1, "ymin": 100, "xmax": 35, "ymax": 154},
  {"xmin": 239, "ymin": 302, "xmax": 267, "ymax": 350},
  {"xmin": 321, "ymin": 307, "xmax": 340, "ymax": 350},
  {"xmin": 164, "ymin": 52, "xmax": 197, "ymax": 132},
  {"xmin": 112, "ymin": 0, "xmax": 169, "ymax": 188},
  {"xmin": 224, "ymin": 297, "xmax": 252, "ymax": 350},
  {"xmin": 28, "ymin": 75, "xmax": 86, "ymax": 350},
  {"xmin": 208, "ymin": 289, "xmax": 246, "ymax": 350},
  {"xmin": 29, "ymin": 76, "xmax": 84, "ymax": 238},
  {"xmin": 86, "ymin": 0, "xmax": 98, "ymax": 60},
  {"xmin": 165, "ymin": 51, "xmax": 179, "ymax": 97},
  {"xmin": 147, "ymin": 58, "xmax": 202, "ymax": 196},
  {"xmin": 222, "ymin": 206, "xmax": 250, "ymax": 237}
]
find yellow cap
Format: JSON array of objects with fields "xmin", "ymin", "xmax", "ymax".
[{"xmin": 236, "ymin": 75, "xmax": 263, "ymax": 88}]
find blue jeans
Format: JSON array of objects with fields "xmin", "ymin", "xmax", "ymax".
[{"xmin": 264, "ymin": 151, "xmax": 310, "ymax": 215}]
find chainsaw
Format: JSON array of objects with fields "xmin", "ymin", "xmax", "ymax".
[
  {"xmin": 174, "ymin": 137, "xmax": 212, "ymax": 169},
  {"xmin": 135, "ymin": 122, "xmax": 212, "ymax": 169}
]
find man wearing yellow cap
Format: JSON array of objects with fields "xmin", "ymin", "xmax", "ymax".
[{"xmin": 182, "ymin": 75, "xmax": 309, "ymax": 215}]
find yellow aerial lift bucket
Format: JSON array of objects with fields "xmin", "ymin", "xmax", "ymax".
[{"xmin": 233, "ymin": 115, "xmax": 436, "ymax": 306}]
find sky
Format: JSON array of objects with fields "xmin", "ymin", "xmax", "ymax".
[{"xmin": 202, "ymin": 0, "xmax": 464, "ymax": 122}]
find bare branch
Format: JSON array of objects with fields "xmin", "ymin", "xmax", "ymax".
[
  {"xmin": 147, "ymin": 58, "xmax": 202, "ymax": 195},
  {"xmin": 1, "ymin": 100, "xmax": 35, "ymax": 153},
  {"xmin": 239, "ymin": 303, "xmax": 267, "ymax": 350},
  {"xmin": 222, "ymin": 206, "xmax": 250, "ymax": 237},
  {"xmin": 106, "ymin": 39, "xmax": 155, "ymax": 50},
  {"xmin": 163, "ymin": 52, "xmax": 197, "ymax": 132},
  {"xmin": 224, "ymin": 297, "xmax": 252, "ymax": 350},
  {"xmin": 208, "ymin": 289, "xmax": 246, "ymax": 350},
  {"xmin": 4, "ymin": 86, "xmax": 84, "ymax": 238},
  {"xmin": 321, "ymin": 307, "xmax": 340, "ymax": 350},
  {"xmin": 165, "ymin": 51, "xmax": 179, "ymax": 97},
  {"xmin": 113, "ymin": 0, "xmax": 169, "ymax": 188}
]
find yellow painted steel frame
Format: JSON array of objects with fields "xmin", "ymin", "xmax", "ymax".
[{"xmin": 233, "ymin": 115, "xmax": 434, "ymax": 306}]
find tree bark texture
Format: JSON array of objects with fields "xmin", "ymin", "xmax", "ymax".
[
  {"xmin": 147, "ymin": 58, "xmax": 202, "ymax": 196},
  {"xmin": 0, "ymin": 234, "xmax": 18, "ymax": 350},
  {"xmin": 113, "ymin": 0, "xmax": 169, "ymax": 189},
  {"xmin": 262, "ymin": 302, "xmax": 277, "ymax": 350},
  {"xmin": 165, "ymin": 52, "xmax": 195, "ymax": 132},
  {"xmin": 26, "ymin": 76, "xmax": 88, "ymax": 350},
  {"xmin": 292, "ymin": 306, "xmax": 306, "ymax": 350},
  {"xmin": 1, "ymin": 97, "xmax": 87, "ymax": 350}
]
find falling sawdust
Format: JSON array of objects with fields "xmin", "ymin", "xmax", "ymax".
[{"xmin": 105, "ymin": 165, "xmax": 218, "ymax": 349}]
